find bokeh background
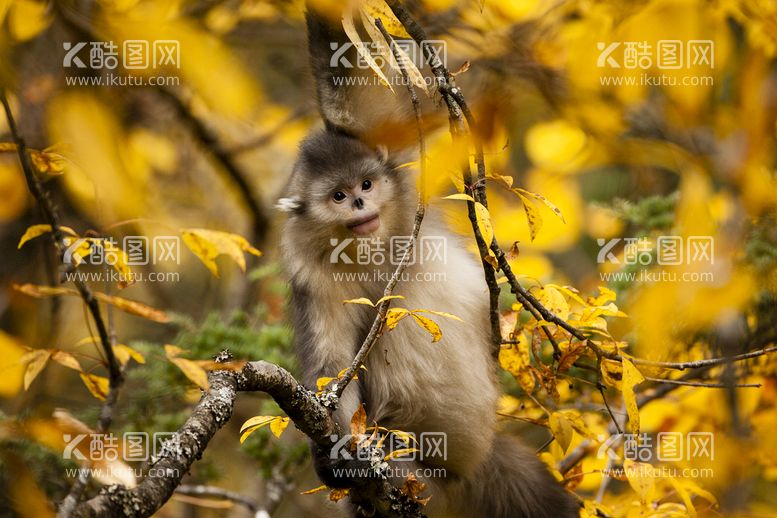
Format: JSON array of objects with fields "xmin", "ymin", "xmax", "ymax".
[{"xmin": 0, "ymin": 0, "xmax": 776, "ymax": 516}]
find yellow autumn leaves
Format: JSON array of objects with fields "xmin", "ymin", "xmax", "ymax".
[
  {"xmin": 343, "ymin": 295, "xmax": 462, "ymax": 343},
  {"xmin": 17, "ymin": 223, "xmax": 262, "ymax": 284}
]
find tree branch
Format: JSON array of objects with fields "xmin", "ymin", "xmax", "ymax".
[
  {"xmin": 156, "ymin": 87, "xmax": 269, "ymax": 243},
  {"xmin": 332, "ymin": 17, "xmax": 431, "ymax": 400},
  {"xmin": 70, "ymin": 359, "xmax": 423, "ymax": 517},
  {"xmin": 1, "ymin": 88, "xmax": 126, "ymax": 517}
]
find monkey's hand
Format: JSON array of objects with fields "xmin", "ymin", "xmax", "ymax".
[{"xmin": 311, "ymin": 442, "xmax": 385, "ymax": 489}]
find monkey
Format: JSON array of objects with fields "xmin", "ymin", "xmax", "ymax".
[{"xmin": 277, "ymin": 4, "xmax": 579, "ymax": 517}]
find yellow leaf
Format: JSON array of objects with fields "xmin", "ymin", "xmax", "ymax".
[
  {"xmin": 351, "ymin": 404, "xmax": 367, "ymax": 436},
  {"xmin": 170, "ymin": 358, "xmax": 209, "ymax": 391},
  {"xmin": 443, "ymin": 193, "xmax": 475, "ymax": 202},
  {"xmin": 29, "ymin": 146, "xmax": 67, "ymax": 176},
  {"xmin": 343, "ymin": 297, "xmax": 375, "ymax": 306},
  {"xmin": 498, "ymin": 333, "xmax": 535, "ymax": 393},
  {"xmin": 300, "ymin": 485, "xmax": 328, "ymax": 495},
  {"xmin": 240, "ymin": 415, "xmax": 281, "ymax": 443},
  {"xmin": 360, "ymin": 6, "xmax": 427, "ymax": 96},
  {"xmin": 61, "ymin": 237, "xmax": 92, "ymax": 266},
  {"xmin": 13, "ymin": 283, "xmax": 73, "ymax": 298},
  {"xmin": 79, "ymin": 373, "xmax": 109, "ymax": 400},
  {"xmin": 386, "ymin": 307, "xmax": 410, "ymax": 329},
  {"xmin": 21, "ymin": 349, "xmax": 51, "ymax": 390},
  {"xmin": 549, "ymin": 412, "xmax": 574, "ymax": 453},
  {"xmin": 113, "ymin": 344, "xmax": 145, "ymax": 366},
  {"xmin": 98, "ymin": 6, "xmax": 260, "ymax": 118},
  {"xmin": 51, "ymin": 351, "xmax": 81, "ymax": 371},
  {"xmin": 387, "ymin": 429, "xmax": 416, "ymax": 446},
  {"xmin": 600, "ymin": 359, "xmax": 623, "ymax": 389},
  {"xmin": 342, "ymin": 6, "xmax": 394, "ymax": 93},
  {"xmin": 383, "ymin": 447, "xmax": 419, "ymax": 461},
  {"xmin": 93, "ymin": 293, "xmax": 170, "ymax": 323},
  {"xmin": 413, "ymin": 309, "xmax": 463, "ymax": 322},
  {"xmin": 474, "ymin": 202, "xmax": 494, "ymax": 247},
  {"xmin": 361, "ymin": 0, "xmax": 410, "ymax": 37},
  {"xmin": 376, "ymin": 295, "xmax": 405, "ymax": 304},
  {"xmin": 622, "ymin": 357, "xmax": 646, "ymax": 435},
  {"xmin": 623, "ymin": 460, "xmax": 656, "ymax": 505},
  {"xmin": 530, "ymin": 286, "xmax": 570, "ymax": 321},
  {"xmin": 516, "ymin": 193, "xmax": 543, "ymax": 242},
  {"xmin": 181, "ymin": 228, "xmax": 261, "ymax": 277},
  {"xmin": 411, "ymin": 313, "xmax": 442, "ymax": 343},
  {"xmin": 0, "ymin": 331, "xmax": 26, "ymax": 397},
  {"xmin": 46, "ymin": 93, "xmax": 149, "ymax": 224},
  {"xmin": 17, "ymin": 224, "xmax": 77, "ymax": 249},
  {"xmin": 94, "ymin": 238, "xmax": 134, "ymax": 288},
  {"xmin": 270, "ymin": 417, "xmax": 290, "ymax": 438},
  {"xmin": 667, "ymin": 477, "xmax": 696, "ymax": 518},
  {"xmin": 317, "ymin": 376, "xmax": 335, "ymax": 392},
  {"xmin": 329, "ymin": 488, "xmax": 350, "ymax": 502},
  {"xmin": 559, "ymin": 410, "xmax": 597, "ymax": 440},
  {"xmin": 164, "ymin": 344, "xmax": 186, "ymax": 358},
  {"xmin": 514, "ymin": 188, "xmax": 566, "ymax": 223},
  {"xmin": 588, "ymin": 286, "xmax": 617, "ymax": 306},
  {"xmin": 486, "ymin": 172, "xmax": 514, "ymax": 189},
  {"xmin": 14, "ymin": 283, "xmax": 168, "ymax": 323}
]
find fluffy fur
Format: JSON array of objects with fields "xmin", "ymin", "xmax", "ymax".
[{"xmin": 281, "ymin": 131, "xmax": 578, "ymax": 517}]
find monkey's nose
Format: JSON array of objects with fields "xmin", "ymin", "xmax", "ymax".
[{"xmin": 354, "ymin": 198, "xmax": 364, "ymax": 209}]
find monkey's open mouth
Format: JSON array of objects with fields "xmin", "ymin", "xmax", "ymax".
[{"xmin": 347, "ymin": 213, "xmax": 380, "ymax": 235}]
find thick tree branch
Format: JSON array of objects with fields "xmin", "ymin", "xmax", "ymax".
[{"xmin": 70, "ymin": 359, "xmax": 423, "ymax": 517}]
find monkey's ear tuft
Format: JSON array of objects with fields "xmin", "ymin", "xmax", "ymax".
[
  {"xmin": 275, "ymin": 197, "xmax": 305, "ymax": 214},
  {"xmin": 376, "ymin": 145, "xmax": 389, "ymax": 164}
]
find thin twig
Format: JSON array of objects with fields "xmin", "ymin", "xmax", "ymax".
[
  {"xmin": 1, "ymin": 89, "xmax": 124, "ymax": 517},
  {"xmin": 385, "ymin": 0, "xmax": 503, "ymax": 358},
  {"xmin": 333, "ymin": 18, "xmax": 431, "ymax": 400},
  {"xmin": 175, "ymin": 485, "xmax": 261, "ymax": 513},
  {"xmin": 643, "ymin": 376, "xmax": 761, "ymax": 388},
  {"xmin": 598, "ymin": 385, "xmax": 622, "ymax": 434}
]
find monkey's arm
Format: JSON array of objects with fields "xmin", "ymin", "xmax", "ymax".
[{"xmin": 290, "ymin": 281, "xmax": 374, "ymax": 487}]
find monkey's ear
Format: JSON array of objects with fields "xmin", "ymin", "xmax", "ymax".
[
  {"xmin": 275, "ymin": 197, "xmax": 305, "ymax": 214},
  {"xmin": 375, "ymin": 145, "xmax": 389, "ymax": 164}
]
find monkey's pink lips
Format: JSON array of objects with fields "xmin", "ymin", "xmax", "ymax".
[{"xmin": 347, "ymin": 213, "xmax": 380, "ymax": 235}]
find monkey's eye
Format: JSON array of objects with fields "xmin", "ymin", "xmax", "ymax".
[
  {"xmin": 361, "ymin": 179, "xmax": 373, "ymax": 191},
  {"xmin": 332, "ymin": 191, "xmax": 347, "ymax": 203}
]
